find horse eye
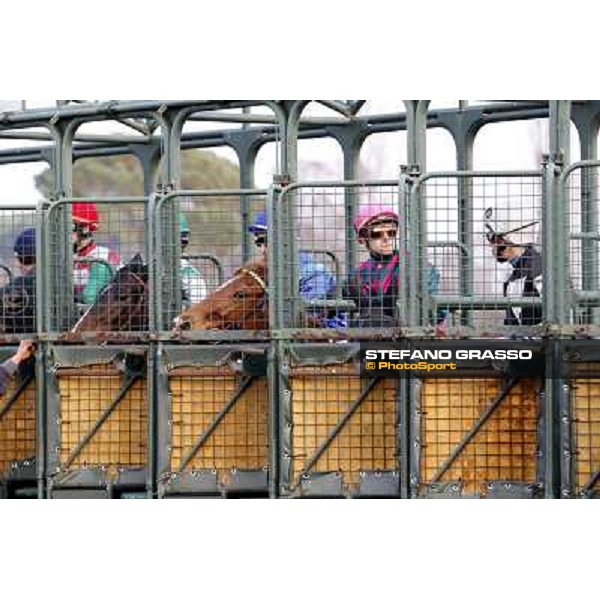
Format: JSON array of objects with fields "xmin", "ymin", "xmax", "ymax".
[{"xmin": 233, "ymin": 290, "xmax": 247, "ymax": 300}]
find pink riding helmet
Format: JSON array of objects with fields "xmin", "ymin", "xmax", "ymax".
[{"xmin": 353, "ymin": 204, "xmax": 399, "ymax": 236}]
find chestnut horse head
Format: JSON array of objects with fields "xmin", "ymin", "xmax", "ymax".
[
  {"xmin": 174, "ymin": 259, "xmax": 267, "ymax": 330},
  {"xmin": 73, "ymin": 253, "xmax": 149, "ymax": 333}
]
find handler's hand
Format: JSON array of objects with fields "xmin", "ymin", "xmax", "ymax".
[{"xmin": 13, "ymin": 339, "xmax": 36, "ymax": 364}]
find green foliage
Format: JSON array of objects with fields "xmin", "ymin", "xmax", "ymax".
[
  {"xmin": 34, "ymin": 149, "xmax": 240, "ymax": 196},
  {"xmin": 34, "ymin": 150, "xmax": 244, "ymax": 267}
]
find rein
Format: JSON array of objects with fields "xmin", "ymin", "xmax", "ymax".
[{"xmin": 128, "ymin": 270, "xmax": 148, "ymax": 290}]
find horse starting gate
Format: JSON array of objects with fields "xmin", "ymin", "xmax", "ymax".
[{"xmin": 0, "ymin": 100, "xmax": 598, "ymax": 499}]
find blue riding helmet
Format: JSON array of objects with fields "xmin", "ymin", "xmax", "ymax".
[
  {"xmin": 248, "ymin": 211, "xmax": 268, "ymax": 234},
  {"xmin": 13, "ymin": 227, "xmax": 36, "ymax": 265}
]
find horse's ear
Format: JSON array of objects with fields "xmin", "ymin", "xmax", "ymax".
[{"xmin": 129, "ymin": 253, "xmax": 144, "ymax": 268}]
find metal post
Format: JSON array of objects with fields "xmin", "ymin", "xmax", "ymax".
[
  {"xmin": 573, "ymin": 114, "xmax": 600, "ymax": 322},
  {"xmin": 404, "ymin": 101, "xmax": 430, "ymax": 327},
  {"xmin": 267, "ymin": 343, "xmax": 279, "ymax": 498},
  {"xmin": 545, "ymin": 101, "xmax": 571, "ymax": 498},
  {"xmin": 455, "ymin": 125, "xmax": 476, "ymax": 328},
  {"xmin": 47, "ymin": 119, "xmax": 76, "ymax": 332},
  {"xmin": 549, "ymin": 101, "xmax": 571, "ymax": 326},
  {"xmin": 238, "ymin": 145, "xmax": 257, "ymax": 263}
]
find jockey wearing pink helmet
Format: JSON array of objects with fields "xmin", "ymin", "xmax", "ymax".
[
  {"xmin": 342, "ymin": 204, "xmax": 445, "ymax": 329},
  {"xmin": 353, "ymin": 204, "xmax": 400, "ymax": 243},
  {"xmin": 342, "ymin": 205, "xmax": 402, "ymax": 325}
]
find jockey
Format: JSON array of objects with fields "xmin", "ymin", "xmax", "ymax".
[
  {"xmin": 248, "ymin": 211, "xmax": 336, "ymax": 300},
  {"xmin": 179, "ymin": 213, "xmax": 207, "ymax": 309},
  {"xmin": 13, "ymin": 227, "xmax": 36, "ymax": 276},
  {"xmin": 484, "ymin": 207, "xmax": 542, "ymax": 326},
  {"xmin": 71, "ymin": 202, "xmax": 121, "ymax": 305},
  {"xmin": 0, "ymin": 227, "xmax": 38, "ymax": 334},
  {"xmin": 343, "ymin": 204, "xmax": 446, "ymax": 328}
]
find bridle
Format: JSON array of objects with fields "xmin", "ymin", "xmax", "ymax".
[
  {"xmin": 238, "ymin": 268, "xmax": 267, "ymax": 294},
  {"xmin": 127, "ymin": 270, "xmax": 147, "ymax": 290}
]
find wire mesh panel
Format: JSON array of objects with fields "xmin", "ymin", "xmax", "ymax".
[
  {"xmin": 0, "ymin": 207, "xmax": 37, "ymax": 337},
  {"xmin": 415, "ymin": 173, "xmax": 543, "ymax": 336},
  {"xmin": 155, "ymin": 190, "xmax": 268, "ymax": 337},
  {"xmin": 415, "ymin": 377, "xmax": 542, "ymax": 498},
  {"xmin": 276, "ymin": 182, "xmax": 405, "ymax": 334},
  {"xmin": 569, "ymin": 379, "xmax": 600, "ymax": 497},
  {"xmin": 157, "ymin": 346, "xmax": 269, "ymax": 496},
  {"xmin": 563, "ymin": 163, "xmax": 600, "ymax": 332},
  {"xmin": 280, "ymin": 345, "xmax": 399, "ymax": 497},
  {"xmin": 46, "ymin": 347, "xmax": 148, "ymax": 492},
  {"xmin": 0, "ymin": 365, "xmax": 36, "ymax": 483},
  {"xmin": 44, "ymin": 198, "xmax": 148, "ymax": 336}
]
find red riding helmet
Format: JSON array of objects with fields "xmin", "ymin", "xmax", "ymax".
[{"xmin": 72, "ymin": 202, "xmax": 99, "ymax": 232}]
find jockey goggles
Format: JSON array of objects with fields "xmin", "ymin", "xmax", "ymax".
[
  {"xmin": 369, "ymin": 228, "xmax": 397, "ymax": 240},
  {"xmin": 72, "ymin": 222, "xmax": 92, "ymax": 236},
  {"xmin": 254, "ymin": 235, "xmax": 267, "ymax": 247}
]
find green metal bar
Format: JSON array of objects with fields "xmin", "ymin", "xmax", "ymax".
[
  {"xmin": 398, "ymin": 168, "xmax": 411, "ymax": 328},
  {"xmin": 429, "ymin": 378, "xmax": 520, "ymax": 485},
  {"xmin": 456, "ymin": 132, "xmax": 475, "ymax": 329},
  {"xmin": 36, "ymin": 344, "xmax": 46, "ymax": 498},
  {"xmin": 266, "ymin": 185, "xmax": 279, "ymax": 330},
  {"xmin": 267, "ymin": 343, "xmax": 279, "ymax": 498},
  {"xmin": 62, "ymin": 373, "xmax": 142, "ymax": 471},
  {"xmin": 405, "ymin": 101, "xmax": 429, "ymax": 326},
  {"xmin": 146, "ymin": 346, "xmax": 156, "ymax": 498},
  {"xmin": 292, "ymin": 377, "xmax": 379, "ymax": 489},
  {"xmin": 431, "ymin": 295, "xmax": 542, "ymax": 309},
  {"xmin": 398, "ymin": 356, "xmax": 411, "ymax": 498},
  {"xmin": 182, "ymin": 253, "xmax": 224, "ymax": 286},
  {"xmin": 176, "ymin": 375, "xmax": 255, "ymax": 474}
]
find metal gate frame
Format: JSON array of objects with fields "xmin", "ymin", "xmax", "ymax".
[
  {"xmin": 45, "ymin": 344, "xmax": 152, "ymax": 498},
  {"xmin": 277, "ymin": 342, "xmax": 401, "ymax": 498},
  {"xmin": 156, "ymin": 343, "xmax": 273, "ymax": 497},
  {"xmin": 559, "ymin": 160, "xmax": 600, "ymax": 336},
  {"xmin": 41, "ymin": 196, "xmax": 151, "ymax": 339},
  {"xmin": 409, "ymin": 368, "xmax": 547, "ymax": 499},
  {"xmin": 409, "ymin": 169, "xmax": 544, "ymax": 337},
  {"xmin": 152, "ymin": 188, "xmax": 269, "ymax": 340},
  {"xmin": 271, "ymin": 179, "xmax": 400, "ymax": 339},
  {"xmin": 558, "ymin": 341, "xmax": 600, "ymax": 498}
]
